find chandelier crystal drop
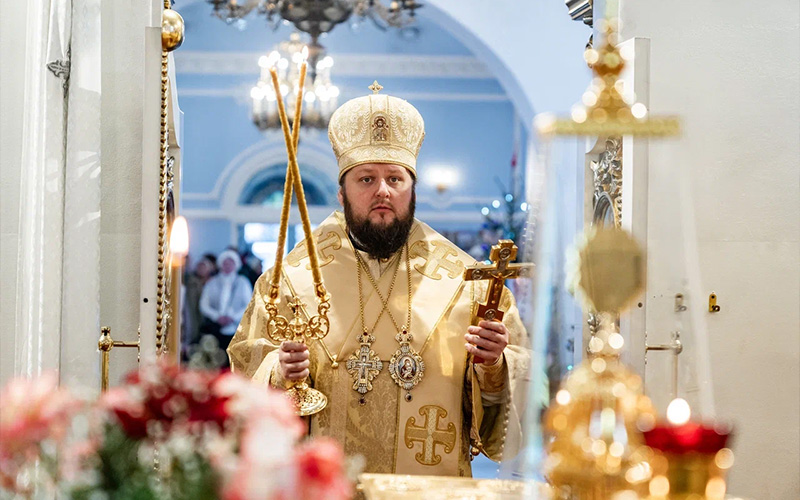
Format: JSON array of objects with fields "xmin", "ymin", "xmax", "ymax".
[{"xmin": 251, "ymin": 33, "xmax": 340, "ymax": 132}]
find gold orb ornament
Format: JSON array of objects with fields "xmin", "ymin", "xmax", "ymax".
[
  {"xmin": 161, "ymin": 9, "xmax": 185, "ymax": 52},
  {"xmin": 566, "ymin": 227, "xmax": 646, "ymax": 314}
]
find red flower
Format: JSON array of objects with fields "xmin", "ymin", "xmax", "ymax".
[
  {"xmin": 295, "ymin": 438, "xmax": 352, "ymax": 500},
  {"xmin": 101, "ymin": 362, "xmax": 233, "ymax": 440}
]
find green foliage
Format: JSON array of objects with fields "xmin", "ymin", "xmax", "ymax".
[{"xmin": 68, "ymin": 425, "xmax": 220, "ymax": 500}]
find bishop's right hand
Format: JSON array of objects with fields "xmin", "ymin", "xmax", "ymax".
[{"xmin": 278, "ymin": 341, "xmax": 310, "ymax": 381}]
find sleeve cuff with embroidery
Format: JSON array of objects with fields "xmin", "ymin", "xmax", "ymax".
[{"xmin": 475, "ymin": 353, "xmax": 506, "ymax": 396}]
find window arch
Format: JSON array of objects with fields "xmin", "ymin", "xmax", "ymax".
[{"xmin": 238, "ymin": 163, "xmax": 335, "ymax": 207}]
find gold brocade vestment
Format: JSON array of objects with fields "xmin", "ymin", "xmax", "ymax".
[{"xmin": 228, "ymin": 211, "xmax": 530, "ymax": 476}]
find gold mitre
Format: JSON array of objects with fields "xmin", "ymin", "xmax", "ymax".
[{"xmin": 328, "ymin": 81, "xmax": 425, "ymax": 181}]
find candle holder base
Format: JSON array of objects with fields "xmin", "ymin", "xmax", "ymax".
[{"xmin": 285, "ymin": 381, "xmax": 328, "ymax": 416}]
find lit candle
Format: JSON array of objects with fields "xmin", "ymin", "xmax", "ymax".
[
  {"xmin": 666, "ymin": 397, "xmax": 691, "ymax": 426},
  {"xmin": 168, "ymin": 215, "xmax": 189, "ymax": 364},
  {"xmin": 170, "ymin": 216, "xmax": 189, "ymax": 267}
]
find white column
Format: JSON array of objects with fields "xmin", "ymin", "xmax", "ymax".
[
  {"xmin": 0, "ymin": 0, "xmax": 30, "ymax": 387},
  {"xmin": 14, "ymin": 0, "xmax": 72, "ymax": 379},
  {"xmin": 60, "ymin": 0, "xmax": 102, "ymax": 391}
]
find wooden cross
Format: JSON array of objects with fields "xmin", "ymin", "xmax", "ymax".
[
  {"xmin": 404, "ymin": 405, "xmax": 457, "ymax": 466},
  {"xmin": 409, "ymin": 240, "xmax": 465, "ymax": 280},
  {"xmin": 464, "ymin": 240, "xmax": 533, "ymax": 323}
]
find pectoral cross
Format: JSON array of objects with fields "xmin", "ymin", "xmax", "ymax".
[
  {"xmin": 404, "ymin": 405, "xmax": 457, "ymax": 466},
  {"xmin": 346, "ymin": 333, "xmax": 383, "ymax": 403},
  {"xmin": 464, "ymin": 240, "xmax": 533, "ymax": 323}
]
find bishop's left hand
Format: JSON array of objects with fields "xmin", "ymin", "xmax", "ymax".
[{"xmin": 465, "ymin": 320, "xmax": 509, "ymax": 365}]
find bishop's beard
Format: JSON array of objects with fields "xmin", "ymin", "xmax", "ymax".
[{"xmin": 343, "ymin": 191, "xmax": 415, "ymax": 260}]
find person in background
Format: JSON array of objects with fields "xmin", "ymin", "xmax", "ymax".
[
  {"xmin": 203, "ymin": 253, "xmax": 218, "ymax": 276},
  {"xmin": 199, "ymin": 249, "xmax": 253, "ymax": 361},
  {"xmin": 239, "ymin": 250, "xmax": 263, "ymax": 287},
  {"xmin": 183, "ymin": 254, "xmax": 217, "ymax": 350}
]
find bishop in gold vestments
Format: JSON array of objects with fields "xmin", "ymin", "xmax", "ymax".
[{"xmin": 228, "ymin": 82, "xmax": 530, "ymax": 477}]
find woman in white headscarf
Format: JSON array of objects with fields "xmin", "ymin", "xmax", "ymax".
[{"xmin": 199, "ymin": 250, "xmax": 253, "ymax": 352}]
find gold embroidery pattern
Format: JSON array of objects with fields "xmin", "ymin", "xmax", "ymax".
[
  {"xmin": 404, "ymin": 405, "xmax": 457, "ymax": 466},
  {"xmin": 409, "ymin": 240, "xmax": 465, "ymax": 280},
  {"xmin": 344, "ymin": 374, "xmax": 398, "ymax": 474},
  {"xmin": 328, "ymin": 81, "xmax": 424, "ymax": 177},
  {"xmin": 286, "ymin": 231, "xmax": 342, "ymax": 269}
]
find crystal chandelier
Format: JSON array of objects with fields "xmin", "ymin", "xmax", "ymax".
[
  {"xmin": 250, "ymin": 33, "xmax": 340, "ymax": 132},
  {"xmin": 207, "ymin": 1, "xmax": 422, "ymax": 36}
]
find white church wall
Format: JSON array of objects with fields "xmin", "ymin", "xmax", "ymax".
[
  {"xmin": 0, "ymin": 0, "xmax": 29, "ymax": 386},
  {"xmin": 620, "ymin": 2, "xmax": 800, "ymax": 498}
]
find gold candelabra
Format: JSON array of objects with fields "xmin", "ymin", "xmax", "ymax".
[
  {"xmin": 546, "ymin": 229, "xmax": 655, "ymax": 499},
  {"xmin": 263, "ymin": 60, "xmax": 332, "ymax": 417}
]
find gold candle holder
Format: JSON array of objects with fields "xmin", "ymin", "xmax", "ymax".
[
  {"xmin": 262, "ymin": 61, "xmax": 332, "ymax": 417},
  {"xmin": 642, "ymin": 411, "xmax": 734, "ymax": 500},
  {"xmin": 647, "ymin": 451, "xmax": 732, "ymax": 500},
  {"xmin": 98, "ymin": 326, "xmax": 141, "ymax": 392}
]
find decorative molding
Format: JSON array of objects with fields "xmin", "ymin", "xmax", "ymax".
[
  {"xmin": 174, "ymin": 51, "xmax": 493, "ymax": 79},
  {"xmin": 183, "ymin": 137, "xmax": 338, "ymax": 202},
  {"xmin": 182, "ymin": 132, "xmax": 497, "ymax": 212},
  {"xmin": 177, "ymin": 85, "xmax": 509, "ymax": 103}
]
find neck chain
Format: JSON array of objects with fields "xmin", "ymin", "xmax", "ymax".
[
  {"xmin": 347, "ymin": 243, "xmax": 425, "ymax": 403},
  {"xmin": 354, "ymin": 246, "xmax": 410, "ymax": 333}
]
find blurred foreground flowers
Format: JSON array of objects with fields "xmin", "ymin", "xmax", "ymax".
[{"xmin": 0, "ymin": 363, "xmax": 352, "ymax": 500}]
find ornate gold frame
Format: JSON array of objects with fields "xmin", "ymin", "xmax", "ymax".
[
  {"xmin": 590, "ymin": 136, "xmax": 622, "ymax": 229},
  {"xmin": 155, "ymin": 6, "xmax": 184, "ymax": 363},
  {"xmin": 586, "ymin": 136, "xmax": 622, "ymax": 341}
]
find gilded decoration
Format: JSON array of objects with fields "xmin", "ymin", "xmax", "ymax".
[
  {"xmin": 155, "ymin": 7, "xmax": 181, "ymax": 356},
  {"xmin": 567, "ymin": 228, "xmax": 646, "ymax": 314},
  {"xmin": 359, "ymin": 474, "xmax": 550, "ymax": 500},
  {"xmin": 286, "ymin": 231, "xmax": 342, "ymax": 269},
  {"xmin": 389, "ymin": 328, "xmax": 425, "ymax": 400},
  {"xmin": 404, "ymin": 405, "xmax": 457, "ymax": 466},
  {"xmin": 346, "ymin": 332, "xmax": 383, "ymax": 395},
  {"xmin": 259, "ymin": 61, "xmax": 333, "ymax": 416},
  {"xmin": 591, "ymin": 136, "xmax": 623, "ymax": 228},
  {"xmin": 408, "ymin": 240, "xmax": 464, "ymax": 280}
]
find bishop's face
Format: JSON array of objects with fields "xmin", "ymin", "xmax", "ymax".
[
  {"xmin": 338, "ymin": 163, "xmax": 414, "ymax": 226},
  {"xmin": 339, "ymin": 163, "xmax": 416, "ymax": 259}
]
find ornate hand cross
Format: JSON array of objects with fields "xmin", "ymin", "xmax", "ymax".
[{"xmin": 463, "ymin": 240, "xmax": 534, "ymax": 323}]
